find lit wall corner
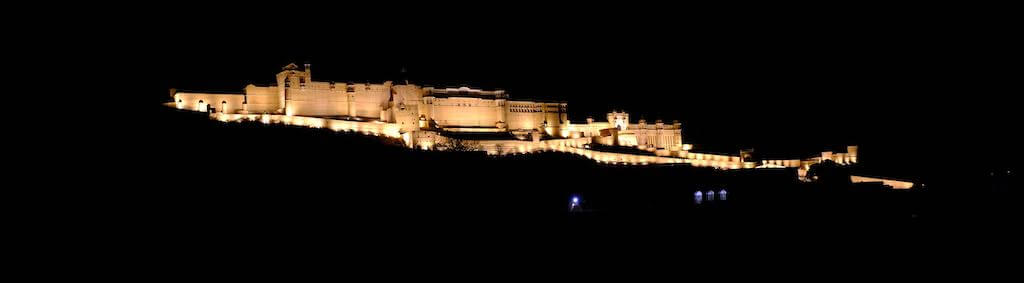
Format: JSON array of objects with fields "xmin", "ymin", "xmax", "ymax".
[
  {"xmin": 402, "ymin": 132, "xmax": 413, "ymax": 148},
  {"xmin": 285, "ymin": 102, "xmax": 294, "ymax": 116}
]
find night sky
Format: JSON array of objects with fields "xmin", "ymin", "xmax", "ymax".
[{"xmin": 33, "ymin": 4, "xmax": 1017, "ymax": 268}]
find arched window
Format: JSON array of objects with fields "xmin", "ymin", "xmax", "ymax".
[
  {"xmin": 706, "ymin": 190, "xmax": 715, "ymax": 201},
  {"xmin": 176, "ymin": 99, "xmax": 183, "ymax": 109},
  {"xmin": 221, "ymin": 101, "xmax": 228, "ymax": 113},
  {"xmin": 694, "ymin": 191, "xmax": 703, "ymax": 204},
  {"xmin": 197, "ymin": 100, "xmax": 206, "ymax": 112},
  {"xmin": 719, "ymin": 189, "xmax": 727, "ymax": 201}
]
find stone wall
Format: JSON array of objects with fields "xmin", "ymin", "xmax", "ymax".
[
  {"xmin": 174, "ymin": 92, "xmax": 246, "ymax": 113},
  {"xmin": 682, "ymin": 151, "xmax": 752, "ymax": 169},
  {"xmin": 431, "ymin": 97, "xmax": 503, "ymax": 127},
  {"xmin": 212, "ymin": 113, "xmax": 402, "ymax": 139},
  {"xmin": 284, "ymin": 82, "xmax": 393, "ymax": 119},
  {"xmin": 850, "ymin": 175, "xmax": 914, "ymax": 189},
  {"xmin": 191, "ymin": 107, "xmax": 857, "ymax": 174},
  {"xmin": 243, "ymin": 85, "xmax": 280, "ymax": 113},
  {"xmin": 170, "ymin": 64, "xmax": 874, "ymax": 180}
]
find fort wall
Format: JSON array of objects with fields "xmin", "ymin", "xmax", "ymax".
[
  {"xmin": 284, "ymin": 82, "xmax": 393, "ymax": 119},
  {"xmin": 850, "ymin": 175, "xmax": 913, "ymax": 189},
  {"xmin": 169, "ymin": 63, "xmax": 908, "ymax": 189},
  {"xmin": 505, "ymin": 101, "xmax": 566, "ymax": 133},
  {"xmin": 199, "ymin": 108, "xmax": 909, "ymax": 188},
  {"xmin": 431, "ymin": 97, "xmax": 503, "ymax": 127},
  {"xmin": 243, "ymin": 85, "xmax": 280, "ymax": 113},
  {"xmin": 212, "ymin": 113, "xmax": 402, "ymax": 139},
  {"xmin": 174, "ymin": 92, "xmax": 246, "ymax": 113}
]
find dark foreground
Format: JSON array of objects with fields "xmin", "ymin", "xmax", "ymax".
[{"xmin": 84, "ymin": 107, "xmax": 1019, "ymax": 265}]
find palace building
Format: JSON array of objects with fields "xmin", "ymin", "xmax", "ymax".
[
  {"xmin": 174, "ymin": 63, "xmax": 681, "ymax": 151},
  {"xmin": 169, "ymin": 63, "xmax": 910, "ymax": 189}
]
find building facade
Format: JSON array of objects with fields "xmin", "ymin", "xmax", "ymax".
[
  {"xmin": 174, "ymin": 63, "xmax": 682, "ymax": 152},
  {"xmin": 170, "ymin": 63, "xmax": 908, "ymax": 189}
]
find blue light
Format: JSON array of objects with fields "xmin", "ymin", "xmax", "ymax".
[{"xmin": 572, "ymin": 197, "xmax": 580, "ymax": 204}]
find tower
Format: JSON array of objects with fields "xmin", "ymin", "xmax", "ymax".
[
  {"xmin": 276, "ymin": 63, "xmax": 313, "ymax": 115},
  {"xmin": 847, "ymin": 145, "xmax": 859, "ymax": 163},
  {"xmin": 607, "ymin": 111, "xmax": 629, "ymax": 131},
  {"xmin": 496, "ymin": 95, "xmax": 507, "ymax": 128}
]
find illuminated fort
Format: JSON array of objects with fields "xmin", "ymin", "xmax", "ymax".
[{"xmin": 169, "ymin": 63, "xmax": 911, "ymax": 189}]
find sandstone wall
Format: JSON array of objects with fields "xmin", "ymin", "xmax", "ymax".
[
  {"xmin": 174, "ymin": 92, "xmax": 246, "ymax": 113},
  {"xmin": 430, "ymin": 97, "xmax": 502, "ymax": 127},
  {"xmin": 244, "ymin": 85, "xmax": 280, "ymax": 113}
]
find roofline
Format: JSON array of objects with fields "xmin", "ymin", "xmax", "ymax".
[{"xmin": 174, "ymin": 89, "xmax": 244, "ymax": 95}]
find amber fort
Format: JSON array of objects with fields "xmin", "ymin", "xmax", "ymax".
[{"xmin": 168, "ymin": 63, "xmax": 911, "ymax": 189}]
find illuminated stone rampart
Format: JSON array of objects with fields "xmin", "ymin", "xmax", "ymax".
[{"xmin": 166, "ymin": 63, "xmax": 909, "ymax": 189}]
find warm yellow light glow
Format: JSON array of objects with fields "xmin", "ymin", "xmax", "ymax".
[
  {"xmin": 851, "ymin": 176, "xmax": 914, "ymax": 189},
  {"xmin": 167, "ymin": 70, "xmax": 864, "ymax": 173}
]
